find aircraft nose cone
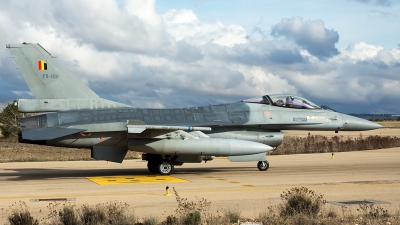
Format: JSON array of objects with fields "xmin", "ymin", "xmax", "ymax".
[{"xmin": 342, "ymin": 115, "xmax": 383, "ymax": 131}]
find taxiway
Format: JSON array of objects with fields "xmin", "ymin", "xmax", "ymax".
[{"xmin": 1, "ymin": 148, "xmax": 399, "ymax": 221}]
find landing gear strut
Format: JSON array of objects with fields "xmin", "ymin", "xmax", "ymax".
[{"xmin": 257, "ymin": 160, "xmax": 269, "ymax": 171}]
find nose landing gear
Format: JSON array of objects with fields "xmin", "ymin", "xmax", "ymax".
[{"xmin": 257, "ymin": 160, "xmax": 269, "ymax": 171}]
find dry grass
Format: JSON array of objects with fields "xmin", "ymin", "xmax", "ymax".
[
  {"xmin": 2, "ymin": 188, "xmax": 400, "ymax": 225},
  {"xmin": 257, "ymin": 205, "xmax": 400, "ymax": 225},
  {"xmin": 377, "ymin": 121, "xmax": 400, "ymax": 128},
  {"xmin": 272, "ymin": 133, "xmax": 400, "ymax": 155}
]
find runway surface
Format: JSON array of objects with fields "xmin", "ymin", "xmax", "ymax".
[{"xmin": 1, "ymin": 148, "xmax": 400, "ymax": 221}]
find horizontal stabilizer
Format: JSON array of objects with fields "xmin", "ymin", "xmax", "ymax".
[
  {"xmin": 91, "ymin": 146, "xmax": 128, "ymax": 163},
  {"xmin": 228, "ymin": 152, "xmax": 267, "ymax": 162},
  {"xmin": 21, "ymin": 128, "xmax": 85, "ymax": 140}
]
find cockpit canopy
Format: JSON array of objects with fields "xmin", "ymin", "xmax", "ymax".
[{"xmin": 243, "ymin": 94, "xmax": 322, "ymax": 109}]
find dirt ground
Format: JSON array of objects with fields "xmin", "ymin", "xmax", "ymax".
[
  {"xmin": 284, "ymin": 127, "xmax": 400, "ymax": 138},
  {"xmin": 377, "ymin": 121, "xmax": 400, "ymax": 128}
]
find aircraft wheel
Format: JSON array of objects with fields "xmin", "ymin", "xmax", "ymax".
[
  {"xmin": 147, "ymin": 160, "xmax": 158, "ymax": 173},
  {"xmin": 257, "ymin": 160, "xmax": 269, "ymax": 171},
  {"xmin": 157, "ymin": 160, "xmax": 174, "ymax": 175}
]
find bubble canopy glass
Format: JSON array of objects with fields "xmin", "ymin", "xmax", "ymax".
[{"xmin": 243, "ymin": 94, "xmax": 322, "ymax": 109}]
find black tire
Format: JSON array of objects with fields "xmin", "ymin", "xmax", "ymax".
[
  {"xmin": 257, "ymin": 160, "xmax": 269, "ymax": 171},
  {"xmin": 157, "ymin": 160, "xmax": 174, "ymax": 175},
  {"xmin": 147, "ymin": 160, "xmax": 158, "ymax": 173}
]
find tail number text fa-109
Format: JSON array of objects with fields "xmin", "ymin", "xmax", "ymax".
[{"xmin": 42, "ymin": 74, "xmax": 59, "ymax": 79}]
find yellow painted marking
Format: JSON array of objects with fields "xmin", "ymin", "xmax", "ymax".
[
  {"xmin": 242, "ymin": 184, "xmax": 255, "ymax": 187},
  {"xmin": 230, "ymin": 181, "xmax": 240, "ymax": 184},
  {"xmin": 216, "ymin": 178, "xmax": 226, "ymax": 181},
  {"xmin": 205, "ymin": 176, "xmax": 214, "ymax": 178},
  {"xmin": 86, "ymin": 175, "xmax": 188, "ymax": 185}
]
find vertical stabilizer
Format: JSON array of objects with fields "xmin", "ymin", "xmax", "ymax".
[
  {"xmin": 6, "ymin": 43, "xmax": 133, "ymax": 112},
  {"xmin": 7, "ymin": 43, "xmax": 98, "ymax": 99}
]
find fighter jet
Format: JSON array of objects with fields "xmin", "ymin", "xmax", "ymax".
[{"xmin": 6, "ymin": 43, "xmax": 382, "ymax": 175}]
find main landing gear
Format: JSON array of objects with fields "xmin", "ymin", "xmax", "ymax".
[
  {"xmin": 147, "ymin": 159, "xmax": 174, "ymax": 175},
  {"xmin": 157, "ymin": 160, "xmax": 174, "ymax": 175},
  {"xmin": 145, "ymin": 154, "xmax": 269, "ymax": 174},
  {"xmin": 257, "ymin": 160, "xmax": 269, "ymax": 171}
]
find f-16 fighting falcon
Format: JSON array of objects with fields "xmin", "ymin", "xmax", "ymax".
[{"xmin": 6, "ymin": 43, "xmax": 382, "ymax": 175}]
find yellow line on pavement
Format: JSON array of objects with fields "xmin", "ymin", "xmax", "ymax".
[{"xmin": 86, "ymin": 175, "xmax": 189, "ymax": 185}]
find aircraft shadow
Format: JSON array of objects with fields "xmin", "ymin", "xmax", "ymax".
[{"xmin": 1, "ymin": 166, "xmax": 257, "ymax": 181}]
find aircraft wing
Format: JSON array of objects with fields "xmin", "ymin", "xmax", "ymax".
[{"xmin": 92, "ymin": 120, "xmax": 214, "ymax": 163}]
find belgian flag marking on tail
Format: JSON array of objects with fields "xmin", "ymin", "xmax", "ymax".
[{"xmin": 38, "ymin": 60, "xmax": 47, "ymax": 70}]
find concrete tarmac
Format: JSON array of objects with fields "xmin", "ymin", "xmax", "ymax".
[{"xmin": 1, "ymin": 148, "xmax": 400, "ymax": 222}]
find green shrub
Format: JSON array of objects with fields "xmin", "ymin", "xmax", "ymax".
[
  {"xmin": 104, "ymin": 202, "xmax": 134, "ymax": 224},
  {"xmin": 143, "ymin": 216, "xmax": 158, "ymax": 225},
  {"xmin": 0, "ymin": 101, "xmax": 26, "ymax": 139},
  {"xmin": 225, "ymin": 209, "xmax": 241, "ymax": 223},
  {"xmin": 326, "ymin": 210, "xmax": 337, "ymax": 218},
  {"xmin": 279, "ymin": 187, "xmax": 326, "ymax": 217},
  {"xmin": 59, "ymin": 205, "xmax": 78, "ymax": 225},
  {"xmin": 161, "ymin": 215, "xmax": 179, "ymax": 225},
  {"xmin": 183, "ymin": 211, "xmax": 201, "ymax": 225},
  {"xmin": 204, "ymin": 212, "xmax": 225, "ymax": 225},
  {"xmin": 8, "ymin": 211, "xmax": 38, "ymax": 225},
  {"xmin": 173, "ymin": 187, "xmax": 211, "ymax": 225},
  {"xmin": 80, "ymin": 204, "xmax": 106, "ymax": 224},
  {"xmin": 358, "ymin": 201, "xmax": 390, "ymax": 219},
  {"xmin": 6, "ymin": 201, "xmax": 38, "ymax": 225}
]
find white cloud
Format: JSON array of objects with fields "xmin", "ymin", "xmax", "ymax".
[
  {"xmin": 337, "ymin": 42, "xmax": 383, "ymax": 62},
  {"xmin": 162, "ymin": 9, "xmax": 248, "ymax": 47},
  {"xmin": 271, "ymin": 16, "xmax": 339, "ymax": 59},
  {"xmin": 0, "ymin": 0, "xmax": 400, "ymax": 113},
  {"xmin": 234, "ymin": 65, "xmax": 298, "ymax": 96}
]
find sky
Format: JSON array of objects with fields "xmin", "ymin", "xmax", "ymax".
[{"xmin": 0, "ymin": 0, "xmax": 400, "ymax": 113}]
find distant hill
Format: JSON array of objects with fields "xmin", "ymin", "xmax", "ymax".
[
  {"xmin": 318, "ymin": 105, "xmax": 400, "ymax": 121},
  {"xmin": 350, "ymin": 113, "xmax": 400, "ymax": 121}
]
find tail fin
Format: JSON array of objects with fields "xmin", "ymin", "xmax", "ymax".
[
  {"xmin": 7, "ymin": 43, "xmax": 98, "ymax": 99},
  {"xmin": 7, "ymin": 43, "xmax": 132, "ymax": 112}
]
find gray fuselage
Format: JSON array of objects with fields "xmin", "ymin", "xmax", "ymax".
[{"xmin": 18, "ymin": 101, "xmax": 380, "ymax": 149}]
